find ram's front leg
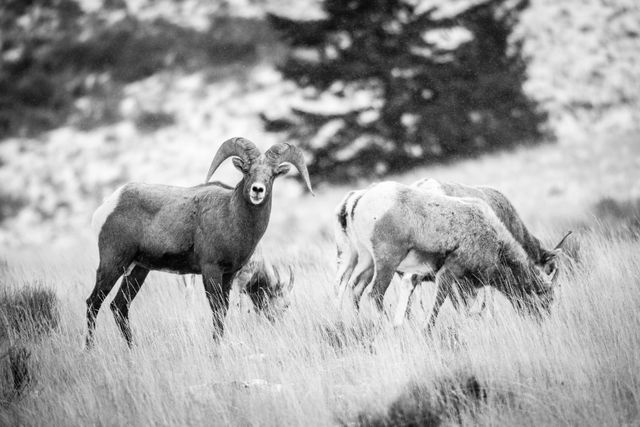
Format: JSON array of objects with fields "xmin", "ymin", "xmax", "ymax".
[{"xmin": 201, "ymin": 264, "xmax": 234, "ymax": 340}]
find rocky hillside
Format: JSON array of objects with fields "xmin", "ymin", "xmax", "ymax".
[
  {"xmin": 517, "ymin": 0, "xmax": 640, "ymax": 140},
  {"xmin": 0, "ymin": 0, "xmax": 638, "ymax": 248}
]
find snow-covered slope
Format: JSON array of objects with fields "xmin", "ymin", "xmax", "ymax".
[{"xmin": 1, "ymin": 0, "xmax": 638, "ymax": 248}]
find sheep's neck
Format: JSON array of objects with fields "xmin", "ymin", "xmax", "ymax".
[
  {"xmin": 231, "ymin": 179, "xmax": 272, "ymax": 244},
  {"xmin": 495, "ymin": 246, "xmax": 541, "ymax": 295}
]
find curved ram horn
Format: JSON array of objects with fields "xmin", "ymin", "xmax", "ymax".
[
  {"xmin": 265, "ymin": 143, "xmax": 314, "ymax": 195},
  {"xmin": 286, "ymin": 265, "xmax": 295, "ymax": 293},
  {"xmin": 553, "ymin": 231, "xmax": 573, "ymax": 250},
  {"xmin": 268, "ymin": 263, "xmax": 280, "ymax": 289},
  {"xmin": 205, "ymin": 137, "xmax": 260, "ymax": 183}
]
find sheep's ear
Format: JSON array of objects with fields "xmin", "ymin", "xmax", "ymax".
[
  {"xmin": 274, "ymin": 163, "xmax": 292, "ymax": 177},
  {"xmin": 541, "ymin": 231, "xmax": 572, "ymax": 283},
  {"xmin": 541, "ymin": 251, "xmax": 561, "ymax": 283},
  {"xmin": 543, "ymin": 255, "xmax": 558, "ymax": 276},
  {"xmin": 232, "ymin": 157, "xmax": 247, "ymax": 172}
]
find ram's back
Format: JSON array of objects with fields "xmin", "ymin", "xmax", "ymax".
[
  {"xmin": 92, "ymin": 182, "xmax": 231, "ymax": 254},
  {"xmin": 414, "ymin": 179, "xmax": 546, "ymax": 263}
]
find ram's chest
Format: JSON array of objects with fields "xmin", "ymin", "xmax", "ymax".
[{"xmin": 193, "ymin": 232, "xmax": 256, "ymax": 271}]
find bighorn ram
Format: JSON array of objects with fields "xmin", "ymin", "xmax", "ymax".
[
  {"xmin": 87, "ymin": 137, "xmax": 313, "ymax": 347},
  {"xmin": 335, "ymin": 181, "xmax": 567, "ymax": 331}
]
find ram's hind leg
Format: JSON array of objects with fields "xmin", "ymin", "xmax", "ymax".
[
  {"xmin": 363, "ymin": 243, "xmax": 406, "ymax": 315},
  {"xmin": 86, "ymin": 249, "xmax": 134, "ymax": 348},
  {"xmin": 348, "ymin": 245, "xmax": 374, "ymax": 309},
  {"xmin": 351, "ymin": 267, "xmax": 374, "ymax": 310},
  {"xmin": 335, "ymin": 240, "xmax": 357, "ymax": 307},
  {"xmin": 110, "ymin": 265, "xmax": 149, "ymax": 347}
]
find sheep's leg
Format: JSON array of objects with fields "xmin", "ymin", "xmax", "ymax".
[
  {"xmin": 86, "ymin": 255, "xmax": 131, "ymax": 348},
  {"xmin": 405, "ymin": 273, "xmax": 434, "ymax": 320},
  {"xmin": 348, "ymin": 249, "xmax": 374, "ymax": 309},
  {"xmin": 479, "ymin": 287, "xmax": 495, "ymax": 317},
  {"xmin": 478, "ymin": 287, "xmax": 487, "ymax": 313},
  {"xmin": 335, "ymin": 246, "xmax": 357, "ymax": 306},
  {"xmin": 487, "ymin": 287, "xmax": 495, "ymax": 316},
  {"xmin": 352, "ymin": 268, "xmax": 374, "ymax": 310},
  {"xmin": 426, "ymin": 270, "xmax": 454, "ymax": 334},
  {"xmin": 365, "ymin": 264, "xmax": 397, "ymax": 314},
  {"xmin": 466, "ymin": 286, "xmax": 482, "ymax": 316},
  {"xmin": 448, "ymin": 285, "xmax": 463, "ymax": 313},
  {"xmin": 110, "ymin": 265, "xmax": 149, "ymax": 348},
  {"xmin": 450, "ymin": 281, "xmax": 481, "ymax": 319},
  {"xmin": 392, "ymin": 273, "xmax": 420, "ymax": 327},
  {"xmin": 364, "ymin": 243, "xmax": 405, "ymax": 314},
  {"xmin": 202, "ymin": 265, "xmax": 233, "ymax": 340}
]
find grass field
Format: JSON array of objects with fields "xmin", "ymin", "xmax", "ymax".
[{"xmin": 1, "ymin": 133, "xmax": 640, "ymax": 426}]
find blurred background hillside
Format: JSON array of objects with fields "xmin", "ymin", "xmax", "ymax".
[{"xmin": 0, "ymin": 0, "xmax": 638, "ymax": 248}]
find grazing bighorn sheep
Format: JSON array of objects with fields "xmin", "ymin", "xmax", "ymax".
[
  {"xmin": 87, "ymin": 137, "xmax": 313, "ymax": 347},
  {"xmin": 412, "ymin": 178, "xmax": 561, "ymax": 270},
  {"xmin": 235, "ymin": 245, "xmax": 295, "ymax": 321},
  {"xmin": 336, "ymin": 181, "xmax": 566, "ymax": 331},
  {"xmin": 180, "ymin": 243, "xmax": 295, "ymax": 320},
  {"xmin": 335, "ymin": 179, "xmax": 570, "ymax": 322},
  {"xmin": 390, "ymin": 178, "xmax": 571, "ymax": 325}
]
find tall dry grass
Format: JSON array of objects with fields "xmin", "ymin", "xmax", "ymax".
[
  {"xmin": 0, "ymin": 218, "xmax": 639, "ymax": 426},
  {"xmin": 1, "ymin": 132, "xmax": 639, "ymax": 425}
]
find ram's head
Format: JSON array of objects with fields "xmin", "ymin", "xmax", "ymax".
[
  {"xmin": 205, "ymin": 137, "xmax": 313, "ymax": 205},
  {"xmin": 237, "ymin": 258, "xmax": 294, "ymax": 321}
]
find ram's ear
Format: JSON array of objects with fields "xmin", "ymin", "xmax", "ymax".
[
  {"xmin": 540, "ymin": 249, "xmax": 561, "ymax": 284},
  {"xmin": 543, "ymin": 255, "xmax": 558, "ymax": 276},
  {"xmin": 232, "ymin": 157, "xmax": 247, "ymax": 172},
  {"xmin": 274, "ymin": 163, "xmax": 292, "ymax": 177}
]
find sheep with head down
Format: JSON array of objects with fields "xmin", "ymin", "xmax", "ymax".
[
  {"xmin": 334, "ymin": 181, "xmax": 570, "ymax": 331},
  {"xmin": 236, "ymin": 250, "xmax": 295, "ymax": 322}
]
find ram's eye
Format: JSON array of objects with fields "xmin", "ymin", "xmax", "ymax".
[{"xmin": 275, "ymin": 164, "xmax": 291, "ymax": 176}]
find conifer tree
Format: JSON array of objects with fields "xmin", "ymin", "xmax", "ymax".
[{"xmin": 266, "ymin": 0, "xmax": 547, "ymax": 181}]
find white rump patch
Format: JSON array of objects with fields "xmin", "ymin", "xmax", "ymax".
[
  {"xmin": 91, "ymin": 184, "xmax": 126, "ymax": 238},
  {"xmin": 352, "ymin": 182, "xmax": 399, "ymax": 249}
]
